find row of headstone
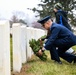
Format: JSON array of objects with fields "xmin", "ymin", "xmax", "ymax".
[
  {"xmin": 0, "ymin": 21, "xmax": 46, "ymax": 75},
  {"xmin": 12, "ymin": 23, "xmax": 46, "ymax": 72}
]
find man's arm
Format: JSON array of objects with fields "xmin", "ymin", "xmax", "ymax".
[{"xmin": 44, "ymin": 27, "xmax": 60, "ymax": 50}]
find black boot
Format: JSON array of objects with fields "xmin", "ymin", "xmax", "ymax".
[{"xmin": 54, "ymin": 60, "xmax": 62, "ymax": 64}]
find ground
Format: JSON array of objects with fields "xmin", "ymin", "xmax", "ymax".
[
  {"xmin": 11, "ymin": 65, "xmax": 32, "ymax": 75},
  {"xmin": 11, "ymin": 46, "xmax": 76, "ymax": 75},
  {"xmin": 11, "ymin": 55, "xmax": 35, "ymax": 75}
]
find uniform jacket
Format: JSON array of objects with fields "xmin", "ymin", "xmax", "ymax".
[
  {"xmin": 44, "ymin": 23, "xmax": 76, "ymax": 50},
  {"xmin": 55, "ymin": 10, "xmax": 72, "ymax": 31}
]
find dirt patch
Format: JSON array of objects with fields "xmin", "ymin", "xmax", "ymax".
[
  {"xmin": 11, "ymin": 55, "xmax": 36, "ymax": 75},
  {"xmin": 11, "ymin": 64, "xmax": 33, "ymax": 75}
]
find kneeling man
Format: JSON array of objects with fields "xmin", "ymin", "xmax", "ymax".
[{"xmin": 38, "ymin": 16, "xmax": 76, "ymax": 64}]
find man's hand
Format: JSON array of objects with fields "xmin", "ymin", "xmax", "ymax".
[{"xmin": 37, "ymin": 49, "xmax": 43, "ymax": 56}]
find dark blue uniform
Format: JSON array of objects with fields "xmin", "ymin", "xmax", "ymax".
[{"xmin": 44, "ymin": 23, "xmax": 76, "ymax": 63}]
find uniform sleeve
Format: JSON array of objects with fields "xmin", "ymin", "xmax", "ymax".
[{"xmin": 44, "ymin": 27, "xmax": 60, "ymax": 50}]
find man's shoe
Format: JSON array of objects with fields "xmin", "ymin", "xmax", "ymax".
[{"xmin": 54, "ymin": 60, "xmax": 62, "ymax": 64}]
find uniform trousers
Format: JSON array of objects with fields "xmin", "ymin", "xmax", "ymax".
[{"xmin": 48, "ymin": 36, "xmax": 76, "ymax": 63}]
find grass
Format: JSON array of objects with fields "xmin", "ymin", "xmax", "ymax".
[
  {"xmin": 10, "ymin": 37, "xmax": 13, "ymax": 71},
  {"xmin": 24, "ymin": 46, "xmax": 76, "ymax": 75},
  {"xmin": 10, "ymin": 37, "xmax": 76, "ymax": 75}
]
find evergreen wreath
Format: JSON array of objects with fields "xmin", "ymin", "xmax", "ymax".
[{"xmin": 29, "ymin": 38, "xmax": 47, "ymax": 61}]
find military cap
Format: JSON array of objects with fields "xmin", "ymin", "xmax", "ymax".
[{"xmin": 38, "ymin": 16, "xmax": 51, "ymax": 24}]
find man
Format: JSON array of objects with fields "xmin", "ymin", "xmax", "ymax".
[
  {"xmin": 37, "ymin": 16, "xmax": 76, "ymax": 64},
  {"xmin": 53, "ymin": 3, "xmax": 76, "ymax": 55}
]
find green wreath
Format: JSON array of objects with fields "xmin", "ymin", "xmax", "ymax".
[{"xmin": 29, "ymin": 38, "xmax": 47, "ymax": 61}]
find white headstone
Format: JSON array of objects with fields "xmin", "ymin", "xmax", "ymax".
[
  {"xmin": 27, "ymin": 27, "xmax": 35, "ymax": 59},
  {"xmin": 21, "ymin": 25, "xmax": 27, "ymax": 63},
  {"xmin": 12, "ymin": 23, "xmax": 22, "ymax": 72},
  {"xmin": 0, "ymin": 20, "xmax": 10, "ymax": 75}
]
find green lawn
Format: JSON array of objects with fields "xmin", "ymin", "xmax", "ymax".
[
  {"xmin": 24, "ymin": 46, "xmax": 76, "ymax": 75},
  {"xmin": 10, "ymin": 37, "xmax": 76, "ymax": 75},
  {"xmin": 10, "ymin": 37, "xmax": 13, "ymax": 71}
]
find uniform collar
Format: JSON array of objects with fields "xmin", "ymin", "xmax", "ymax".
[{"xmin": 50, "ymin": 22, "xmax": 55, "ymax": 30}]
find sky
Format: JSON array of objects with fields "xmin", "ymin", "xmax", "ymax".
[
  {"xmin": 1, "ymin": 0, "xmax": 76, "ymax": 25},
  {"xmin": 0, "ymin": 0, "xmax": 40, "ymax": 20}
]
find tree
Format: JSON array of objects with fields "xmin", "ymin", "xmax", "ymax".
[
  {"xmin": 19, "ymin": 19, "xmax": 27, "ymax": 25},
  {"xmin": 31, "ymin": 0, "xmax": 76, "ymax": 26},
  {"xmin": 32, "ymin": 21, "xmax": 45, "ymax": 30},
  {"xmin": 10, "ymin": 11, "xmax": 28, "ymax": 27},
  {"xmin": 11, "ymin": 15, "xmax": 19, "ymax": 23},
  {"xmin": 10, "ymin": 15, "xmax": 27, "ymax": 27}
]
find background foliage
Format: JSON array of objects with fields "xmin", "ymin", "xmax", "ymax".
[{"xmin": 32, "ymin": 0, "xmax": 76, "ymax": 26}]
